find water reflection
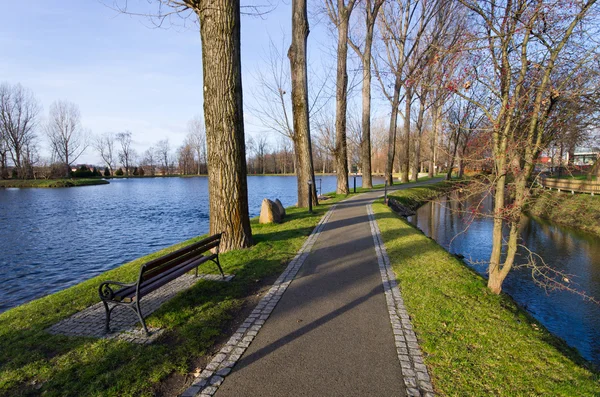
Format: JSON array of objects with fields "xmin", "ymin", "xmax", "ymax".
[{"xmin": 407, "ymin": 193, "xmax": 600, "ymax": 365}]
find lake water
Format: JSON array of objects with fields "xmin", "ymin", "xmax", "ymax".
[
  {"xmin": 407, "ymin": 193, "xmax": 600, "ymax": 365},
  {"xmin": 0, "ymin": 175, "xmax": 380, "ymax": 313}
]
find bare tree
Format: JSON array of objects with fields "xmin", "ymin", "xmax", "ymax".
[
  {"xmin": 116, "ymin": 131, "xmax": 135, "ymax": 176},
  {"xmin": 0, "ymin": 82, "xmax": 40, "ymax": 179},
  {"xmin": 287, "ymin": 0, "xmax": 320, "ymax": 205},
  {"xmin": 156, "ymin": 139, "xmax": 171, "ymax": 176},
  {"xmin": 177, "ymin": 142, "xmax": 196, "ymax": 175},
  {"xmin": 46, "ymin": 100, "xmax": 88, "ymax": 177},
  {"xmin": 187, "ymin": 116, "xmax": 207, "ymax": 175},
  {"xmin": 255, "ymin": 135, "xmax": 269, "ymax": 174},
  {"xmin": 142, "ymin": 146, "xmax": 157, "ymax": 176},
  {"xmin": 250, "ymin": 31, "xmax": 321, "ymax": 205},
  {"xmin": 0, "ymin": 120, "xmax": 9, "ymax": 179},
  {"xmin": 458, "ymin": 0, "xmax": 600, "ymax": 294},
  {"xmin": 325, "ymin": 0, "xmax": 358, "ymax": 194},
  {"xmin": 349, "ymin": 0, "xmax": 384, "ymax": 188},
  {"xmin": 94, "ymin": 132, "xmax": 117, "ymax": 175},
  {"xmin": 374, "ymin": 0, "xmax": 437, "ymax": 185}
]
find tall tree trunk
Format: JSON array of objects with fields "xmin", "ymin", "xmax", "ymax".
[
  {"xmin": 334, "ymin": 4, "xmax": 352, "ymax": 195},
  {"xmin": 360, "ymin": 48, "xmax": 373, "ymax": 189},
  {"xmin": 429, "ymin": 102, "xmax": 440, "ymax": 178},
  {"xmin": 289, "ymin": 0, "xmax": 318, "ymax": 207},
  {"xmin": 384, "ymin": 74, "xmax": 402, "ymax": 186},
  {"xmin": 411, "ymin": 93, "xmax": 426, "ymax": 182},
  {"xmin": 198, "ymin": 0, "xmax": 252, "ymax": 252},
  {"xmin": 351, "ymin": 0, "xmax": 383, "ymax": 189},
  {"xmin": 400, "ymin": 86, "xmax": 412, "ymax": 183}
]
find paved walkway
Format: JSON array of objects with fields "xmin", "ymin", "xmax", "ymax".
[{"xmin": 182, "ymin": 180, "xmax": 440, "ymax": 397}]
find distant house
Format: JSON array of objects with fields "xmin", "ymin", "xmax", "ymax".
[{"xmin": 572, "ymin": 147, "xmax": 599, "ymax": 166}]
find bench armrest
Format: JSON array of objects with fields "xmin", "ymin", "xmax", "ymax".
[{"xmin": 99, "ymin": 280, "xmax": 136, "ymax": 301}]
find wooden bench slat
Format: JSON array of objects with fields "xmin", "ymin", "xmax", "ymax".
[{"xmin": 142, "ymin": 234, "xmax": 221, "ymax": 273}]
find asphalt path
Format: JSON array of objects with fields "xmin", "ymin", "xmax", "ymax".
[{"xmin": 216, "ymin": 179, "xmax": 442, "ymax": 397}]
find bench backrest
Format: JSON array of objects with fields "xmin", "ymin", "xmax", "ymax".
[{"xmin": 138, "ymin": 233, "xmax": 222, "ymax": 284}]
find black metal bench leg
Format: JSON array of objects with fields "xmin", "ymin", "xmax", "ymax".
[
  {"xmin": 102, "ymin": 300, "xmax": 111, "ymax": 334},
  {"xmin": 135, "ymin": 300, "xmax": 150, "ymax": 336},
  {"xmin": 213, "ymin": 257, "xmax": 225, "ymax": 279}
]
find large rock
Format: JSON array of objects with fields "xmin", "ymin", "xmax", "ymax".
[
  {"xmin": 259, "ymin": 198, "xmax": 282, "ymax": 224},
  {"xmin": 274, "ymin": 198, "xmax": 286, "ymax": 219}
]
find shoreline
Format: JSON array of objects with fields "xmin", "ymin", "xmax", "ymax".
[{"xmin": 0, "ymin": 178, "xmax": 109, "ymax": 188}]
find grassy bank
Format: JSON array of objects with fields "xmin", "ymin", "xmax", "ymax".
[
  {"xmin": 527, "ymin": 188, "xmax": 600, "ymax": 237},
  {"xmin": 0, "ymin": 178, "xmax": 109, "ymax": 188},
  {"xmin": 375, "ymin": 186, "xmax": 599, "ymax": 396},
  {"xmin": 0, "ymin": 195, "xmax": 350, "ymax": 397}
]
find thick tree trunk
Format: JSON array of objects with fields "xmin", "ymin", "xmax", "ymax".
[
  {"xmin": 198, "ymin": 0, "xmax": 252, "ymax": 252},
  {"xmin": 289, "ymin": 0, "xmax": 318, "ymax": 207},
  {"xmin": 334, "ymin": 7, "xmax": 351, "ymax": 195}
]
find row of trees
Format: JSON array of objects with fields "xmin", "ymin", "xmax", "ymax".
[
  {"xmin": 0, "ymin": 82, "xmax": 211, "ymax": 179},
  {"xmin": 5, "ymin": 1, "xmax": 598, "ymax": 296},
  {"xmin": 126, "ymin": 0, "xmax": 599, "ymax": 300},
  {"xmin": 93, "ymin": 117, "xmax": 208, "ymax": 178},
  {"xmin": 0, "ymin": 84, "xmax": 89, "ymax": 179}
]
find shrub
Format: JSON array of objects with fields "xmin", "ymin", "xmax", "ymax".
[
  {"xmin": 72, "ymin": 165, "xmax": 94, "ymax": 178},
  {"xmin": 104, "ymin": 167, "xmax": 111, "ymax": 177},
  {"xmin": 115, "ymin": 168, "xmax": 124, "ymax": 176}
]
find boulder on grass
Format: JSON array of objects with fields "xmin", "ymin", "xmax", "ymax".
[
  {"xmin": 259, "ymin": 198, "xmax": 282, "ymax": 224},
  {"xmin": 274, "ymin": 198, "xmax": 286, "ymax": 219}
]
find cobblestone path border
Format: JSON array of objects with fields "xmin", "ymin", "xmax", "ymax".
[
  {"xmin": 367, "ymin": 203, "xmax": 434, "ymax": 397},
  {"xmin": 180, "ymin": 205, "xmax": 337, "ymax": 397}
]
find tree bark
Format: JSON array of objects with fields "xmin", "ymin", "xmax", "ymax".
[
  {"xmin": 400, "ymin": 86, "xmax": 412, "ymax": 183},
  {"xmin": 198, "ymin": 0, "xmax": 252, "ymax": 251},
  {"xmin": 429, "ymin": 102, "xmax": 440, "ymax": 178},
  {"xmin": 349, "ymin": 0, "xmax": 383, "ymax": 190},
  {"xmin": 333, "ymin": 1, "xmax": 354, "ymax": 195},
  {"xmin": 289, "ymin": 0, "xmax": 318, "ymax": 207},
  {"xmin": 359, "ymin": 42, "xmax": 373, "ymax": 189},
  {"xmin": 384, "ymin": 74, "xmax": 402, "ymax": 186},
  {"xmin": 411, "ymin": 91, "xmax": 426, "ymax": 182}
]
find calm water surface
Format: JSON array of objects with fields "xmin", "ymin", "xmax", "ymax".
[
  {"xmin": 0, "ymin": 175, "xmax": 380, "ymax": 313},
  {"xmin": 407, "ymin": 194, "xmax": 600, "ymax": 365}
]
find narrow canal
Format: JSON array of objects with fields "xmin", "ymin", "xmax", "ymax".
[{"xmin": 407, "ymin": 193, "xmax": 600, "ymax": 365}]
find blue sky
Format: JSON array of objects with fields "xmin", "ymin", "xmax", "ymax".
[{"xmin": 0, "ymin": 0, "xmax": 340, "ymax": 164}]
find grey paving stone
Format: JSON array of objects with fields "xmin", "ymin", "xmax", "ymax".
[
  {"xmin": 180, "ymin": 385, "xmax": 201, "ymax": 397},
  {"xmin": 46, "ymin": 273, "xmax": 234, "ymax": 343}
]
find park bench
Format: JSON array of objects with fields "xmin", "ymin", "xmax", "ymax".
[{"xmin": 98, "ymin": 233, "xmax": 224, "ymax": 335}]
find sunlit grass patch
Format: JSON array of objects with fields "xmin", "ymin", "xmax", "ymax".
[{"xmin": 373, "ymin": 189, "xmax": 599, "ymax": 396}]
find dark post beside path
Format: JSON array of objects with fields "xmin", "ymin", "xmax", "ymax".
[{"xmin": 307, "ymin": 180, "xmax": 313, "ymax": 213}]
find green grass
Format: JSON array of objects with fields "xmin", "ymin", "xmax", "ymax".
[
  {"xmin": 527, "ymin": 188, "xmax": 600, "ymax": 237},
  {"xmin": 385, "ymin": 180, "xmax": 452, "ymax": 209},
  {"xmin": 0, "ymin": 195, "xmax": 349, "ymax": 397},
  {"xmin": 373, "ymin": 186, "xmax": 600, "ymax": 396},
  {"xmin": 547, "ymin": 174, "xmax": 596, "ymax": 181},
  {"xmin": 0, "ymin": 179, "xmax": 109, "ymax": 188},
  {"xmin": 352, "ymin": 174, "xmax": 446, "ymax": 194}
]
